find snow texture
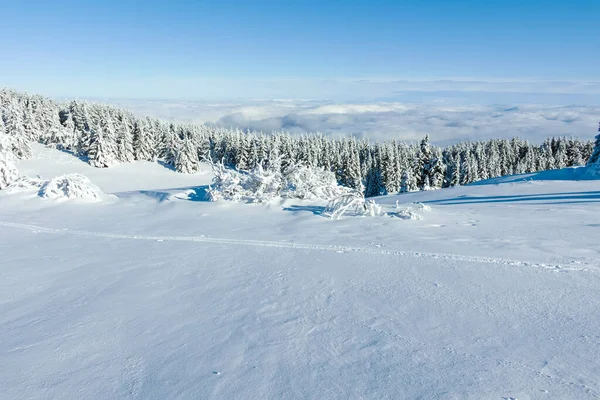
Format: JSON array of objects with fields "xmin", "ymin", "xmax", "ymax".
[
  {"xmin": 38, "ymin": 173, "xmax": 107, "ymax": 201},
  {"xmin": 1, "ymin": 145, "xmax": 600, "ymax": 399}
]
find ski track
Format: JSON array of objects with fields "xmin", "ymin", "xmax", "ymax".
[{"xmin": 0, "ymin": 221, "xmax": 597, "ymax": 274}]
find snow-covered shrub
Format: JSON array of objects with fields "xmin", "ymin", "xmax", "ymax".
[
  {"xmin": 364, "ymin": 199, "xmax": 382, "ymax": 217},
  {"xmin": 206, "ymin": 158, "xmax": 352, "ymax": 203},
  {"xmin": 322, "ymin": 191, "xmax": 382, "ymax": 220},
  {"xmin": 3, "ymin": 176, "xmax": 45, "ymax": 193},
  {"xmin": 412, "ymin": 202, "xmax": 432, "ymax": 211},
  {"xmin": 206, "ymin": 160, "xmax": 250, "ymax": 202},
  {"xmin": 0, "ymin": 154, "xmax": 19, "ymax": 190},
  {"xmin": 390, "ymin": 208, "xmax": 423, "ymax": 220},
  {"xmin": 38, "ymin": 173, "xmax": 106, "ymax": 201},
  {"xmin": 389, "ymin": 201, "xmax": 432, "ymax": 220},
  {"xmin": 282, "ymin": 164, "xmax": 350, "ymax": 200}
]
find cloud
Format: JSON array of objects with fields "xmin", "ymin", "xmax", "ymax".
[
  {"xmin": 104, "ymin": 99, "xmax": 600, "ymax": 145},
  {"xmin": 61, "ymin": 76, "xmax": 600, "ymax": 102}
]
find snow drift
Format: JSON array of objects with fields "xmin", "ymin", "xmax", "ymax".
[{"xmin": 38, "ymin": 174, "xmax": 107, "ymax": 201}]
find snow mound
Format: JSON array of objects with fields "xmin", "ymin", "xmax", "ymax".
[
  {"xmin": 38, "ymin": 174, "xmax": 107, "ymax": 201},
  {"xmin": 4, "ymin": 176, "xmax": 45, "ymax": 194},
  {"xmin": 0, "ymin": 154, "xmax": 19, "ymax": 190}
]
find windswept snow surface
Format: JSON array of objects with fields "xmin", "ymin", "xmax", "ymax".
[{"xmin": 2, "ymin": 144, "xmax": 600, "ymax": 399}]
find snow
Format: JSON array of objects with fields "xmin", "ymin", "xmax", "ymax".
[
  {"xmin": 38, "ymin": 174, "xmax": 108, "ymax": 201},
  {"xmin": 0, "ymin": 154, "xmax": 19, "ymax": 189},
  {"xmin": 1, "ymin": 144, "xmax": 600, "ymax": 399}
]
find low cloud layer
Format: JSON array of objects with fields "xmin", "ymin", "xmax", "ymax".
[
  {"xmin": 106, "ymin": 99, "xmax": 600, "ymax": 145},
  {"xmin": 63, "ymin": 77, "xmax": 600, "ymax": 102}
]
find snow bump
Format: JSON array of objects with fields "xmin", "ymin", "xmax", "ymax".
[{"xmin": 38, "ymin": 173, "xmax": 107, "ymax": 201}]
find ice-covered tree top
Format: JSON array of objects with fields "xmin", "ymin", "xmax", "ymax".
[{"xmin": 586, "ymin": 122, "xmax": 600, "ymax": 166}]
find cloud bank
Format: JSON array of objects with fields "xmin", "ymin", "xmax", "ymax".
[
  {"xmin": 53, "ymin": 77, "xmax": 600, "ymax": 103},
  {"xmin": 105, "ymin": 99, "xmax": 600, "ymax": 145}
]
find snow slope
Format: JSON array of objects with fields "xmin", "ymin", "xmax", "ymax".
[{"xmin": 1, "ymin": 145, "xmax": 600, "ymax": 399}]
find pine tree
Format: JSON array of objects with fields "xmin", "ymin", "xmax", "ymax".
[
  {"xmin": 0, "ymin": 154, "xmax": 19, "ymax": 189},
  {"xmin": 400, "ymin": 169, "xmax": 418, "ymax": 193},
  {"xmin": 4, "ymin": 100, "xmax": 31, "ymax": 159},
  {"xmin": 554, "ymin": 138, "xmax": 568, "ymax": 169},
  {"xmin": 587, "ymin": 123, "xmax": 600, "ymax": 166},
  {"xmin": 117, "ymin": 122, "xmax": 135, "ymax": 163},
  {"xmin": 0, "ymin": 113, "xmax": 6, "ymax": 136},
  {"xmin": 88, "ymin": 126, "xmax": 117, "ymax": 168},
  {"xmin": 175, "ymin": 138, "xmax": 200, "ymax": 173},
  {"xmin": 132, "ymin": 120, "xmax": 156, "ymax": 161},
  {"xmin": 418, "ymin": 135, "xmax": 432, "ymax": 189}
]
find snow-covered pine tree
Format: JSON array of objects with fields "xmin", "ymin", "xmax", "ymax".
[
  {"xmin": 22, "ymin": 101, "xmax": 39, "ymax": 141},
  {"xmin": 381, "ymin": 143, "xmax": 400, "ymax": 193},
  {"xmin": 586, "ymin": 123, "xmax": 600, "ymax": 166},
  {"xmin": 339, "ymin": 139, "xmax": 363, "ymax": 192},
  {"xmin": 418, "ymin": 135, "xmax": 444, "ymax": 189},
  {"xmin": 400, "ymin": 169, "xmax": 418, "ymax": 193},
  {"xmin": 0, "ymin": 153, "xmax": 19, "ymax": 189},
  {"xmin": 541, "ymin": 138, "xmax": 556, "ymax": 170},
  {"xmin": 88, "ymin": 126, "xmax": 117, "ymax": 168},
  {"xmin": 417, "ymin": 135, "xmax": 432, "ymax": 189},
  {"xmin": 566, "ymin": 139, "xmax": 584, "ymax": 166},
  {"xmin": 0, "ymin": 112, "xmax": 6, "ymax": 136},
  {"xmin": 3, "ymin": 100, "xmax": 32, "ymax": 159},
  {"xmin": 553, "ymin": 138, "xmax": 567, "ymax": 169},
  {"xmin": 442, "ymin": 149, "xmax": 461, "ymax": 187},
  {"xmin": 175, "ymin": 138, "xmax": 200, "ymax": 174},
  {"xmin": 117, "ymin": 120, "xmax": 135, "ymax": 163},
  {"xmin": 363, "ymin": 151, "xmax": 384, "ymax": 197},
  {"xmin": 132, "ymin": 119, "xmax": 156, "ymax": 161},
  {"xmin": 158, "ymin": 123, "xmax": 178, "ymax": 165},
  {"xmin": 428, "ymin": 147, "xmax": 445, "ymax": 189}
]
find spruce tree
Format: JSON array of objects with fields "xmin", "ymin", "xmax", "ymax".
[
  {"xmin": 175, "ymin": 138, "xmax": 200, "ymax": 174},
  {"xmin": 587, "ymin": 123, "xmax": 600, "ymax": 166},
  {"xmin": 88, "ymin": 126, "xmax": 116, "ymax": 168}
]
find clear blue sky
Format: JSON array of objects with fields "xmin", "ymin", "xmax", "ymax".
[{"xmin": 1, "ymin": 0, "xmax": 599, "ymax": 99}]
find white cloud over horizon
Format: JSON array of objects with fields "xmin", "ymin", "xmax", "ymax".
[
  {"xmin": 102, "ymin": 99, "xmax": 600, "ymax": 146},
  {"xmin": 41, "ymin": 76, "xmax": 600, "ymax": 103}
]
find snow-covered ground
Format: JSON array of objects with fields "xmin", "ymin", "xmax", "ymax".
[{"xmin": 2, "ymin": 144, "xmax": 600, "ymax": 399}]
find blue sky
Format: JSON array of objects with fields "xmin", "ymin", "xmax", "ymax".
[{"xmin": 1, "ymin": 0, "xmax": 599, "ymax": 100}]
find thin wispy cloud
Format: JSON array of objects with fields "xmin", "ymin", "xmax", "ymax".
[{"xmin": 72, "ymin": 77, "xmax": 600, "ymax": 102}]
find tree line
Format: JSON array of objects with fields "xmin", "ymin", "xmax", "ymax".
[{"xmin": 0, "ymin": 88, "xmax": 595, "ymax": 197}]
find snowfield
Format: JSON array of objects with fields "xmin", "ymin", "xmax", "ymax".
[{"xmin": 2, "ymin": 144, "xmax": 600, "ymax": 400}]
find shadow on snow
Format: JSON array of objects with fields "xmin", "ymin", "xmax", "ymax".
[
  {"xmin": 425, "ymin": 191, "xmax": 600, "ymax": 206},
  {"xmin": 282, "ymin": 205, "xmax": 326, "ymax": 216},
  {"xmin": 115, "ymin": 185, "xmax": 211, "ymax": 202}
]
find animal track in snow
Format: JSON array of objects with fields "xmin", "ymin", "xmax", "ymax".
[{"xmin": 0, "ymin": 221, "xmax": 597, "ymax": 274}]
